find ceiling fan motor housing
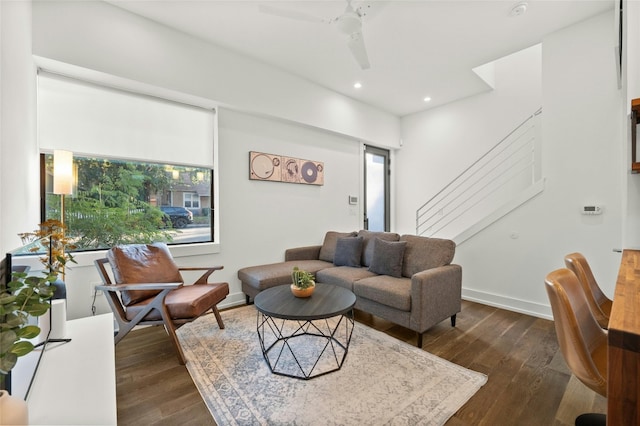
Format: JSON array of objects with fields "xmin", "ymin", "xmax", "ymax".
[{"xmin": 336, "ymin": 12, "xmax": 361, "ymax": 35}]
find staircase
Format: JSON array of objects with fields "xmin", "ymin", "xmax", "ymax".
[{"xmin": 416, "ymin": 108, "xmax": 544, "ymax": 244}]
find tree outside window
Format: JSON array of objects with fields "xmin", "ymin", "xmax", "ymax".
[{"xmin": 43, "ymin": 154, "xmax": 213, "ymax": 250}]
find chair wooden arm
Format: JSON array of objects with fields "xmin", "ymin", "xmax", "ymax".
[
  {"xmin": 95, "ymin": 282, "xmax": 183, "ymax": 292},
  {"xmin": 178, "ymin": 266, "xmax": 224, "ymax": 284}
]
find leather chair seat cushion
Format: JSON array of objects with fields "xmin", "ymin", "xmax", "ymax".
[
  {"xmin": 126, "ymin": 282, "xmax": 229, "ymax": 321},
  {"xmin": 354, "ymin": 275, "xmax": 411, "ymax": 312},
  {"xmin": 108, "ymin": 243, "xmax": 184, "ymax": 306}
]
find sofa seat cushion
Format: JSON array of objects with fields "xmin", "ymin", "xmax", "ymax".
[
  {"xmin": 316, "ymin": 266, "xmax": 377, "ymax": 291},
  {"xmin": 400, "ymin": 235, "xmax": 456, "ymax": 278},
  {"xmin": 126, "ymin": 282, "xmax": 229, "ymax": 321},
  {"xmin": 354, "ymin": 275, "xmax": 411, "ymax": 312},
  {"xmin": 238, "ymin": 260, "xmax": 332, "ymax": 291}
]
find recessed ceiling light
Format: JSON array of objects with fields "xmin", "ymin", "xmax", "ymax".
[
  {"xmin": 423, "ymin": 96, "xmax": 431, "ymax": 102},
  {"xmin": 509, "ymin": 2, "xmax": 528, "ymax": 17},
  {"xmin": 354, "ymin": 82, "xmax": 362, "ymax": 89}
]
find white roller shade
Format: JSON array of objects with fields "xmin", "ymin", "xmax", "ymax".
[{"xmin": 37, "ymin": 72, "xmax": 215, "ymax": 168}]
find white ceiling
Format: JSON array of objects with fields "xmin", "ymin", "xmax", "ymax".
[{"xmin": 107, "ymin": 0, "xmax": 613, "ymax": 117}]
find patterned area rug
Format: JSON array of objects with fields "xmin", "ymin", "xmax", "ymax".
[{"xmin": 177, "ymin": 305, "xmax": 487, "ymax": 426}]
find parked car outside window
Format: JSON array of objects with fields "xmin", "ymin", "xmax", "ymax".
[{"xmin": 160, "ymin": 206, "xmax": 193, "ymax": 229}]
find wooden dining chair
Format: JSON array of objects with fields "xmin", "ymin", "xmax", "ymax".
[
  {"xmin": 564, "ymin": 252, "xmax": 613, "ymax": 329},
  {"xmin": 95, "ymin": 243, "xmax": 229, "ymax": 365}
]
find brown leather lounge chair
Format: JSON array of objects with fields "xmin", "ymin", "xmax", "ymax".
[
  {"xmin": 545, "ymin": 268, "xmax": 607, "ymax": 426},
  {"xmin": 95, "ymin": 243, "xmax": 229, "ymax": 365}
]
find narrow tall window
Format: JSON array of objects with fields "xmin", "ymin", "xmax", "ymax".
[{"xmin": 364, "ymin": 146, "xmax": 390, "ymax": 231}]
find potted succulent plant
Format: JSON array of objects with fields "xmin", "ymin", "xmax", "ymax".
[{"xmin": 290, "ymin": 266, "xmax": 316, "ymax": 298}]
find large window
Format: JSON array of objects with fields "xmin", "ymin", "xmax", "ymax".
[
  {"xmin": 37, "ymin": 71, "xmax": 218, "ymax": 250},
  {"xmin": 42, "ymin": 154, "xmax": 213, "ymax": 250}
]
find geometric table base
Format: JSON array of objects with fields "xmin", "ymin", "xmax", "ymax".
[{"xmin": 256, "ymin": 311, "xmax": 354, "ymax": 380}]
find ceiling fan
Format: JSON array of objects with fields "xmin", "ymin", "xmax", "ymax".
[{"xmin": 259, "ymin": 1, "xmax": 372, "ymax": 70}]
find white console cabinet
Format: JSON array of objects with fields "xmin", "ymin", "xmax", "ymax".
[{"xmin": 25, "ymin": 313, "xmax": 117, "ymax": 425}]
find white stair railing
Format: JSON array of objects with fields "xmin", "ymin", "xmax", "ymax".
[{"xmin": 416, "ymin": 108, "xmax": 543, "ymax": 239}]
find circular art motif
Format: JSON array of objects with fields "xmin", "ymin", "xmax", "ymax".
[
  {"xmin": 285, "ymin": 159, "xmax": 299, "ymax": 179},
  {"xmin": 301, "ymin": 161, "xmax": 318, "ymax": 183},
  {"xmin": 251, "ymin": 154, "xmax": 276, "ymax": 179}
]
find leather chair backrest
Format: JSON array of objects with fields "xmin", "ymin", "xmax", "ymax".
[
  {"xmin": 564, "ymin": 252, "xmax": 612, "ymax": 329},
  {"xmin": 108, "ymin": 243, "xmax": 183, "ymax": 306},
  {"xmin": 545, "ymin": 268, "xmax": 607, "ymax": 397}
]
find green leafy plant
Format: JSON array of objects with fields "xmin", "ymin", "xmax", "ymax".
[
  {"xmin": 291, "ymin": 266, "xmax": 315, "ymax": 289},
  {"xmin": 0, "ymin": 271, "xmax": 58, "ymax": 374},
  {"xmin": 0, "ymin": 220, "xmax": 75, "ymax": 377}
]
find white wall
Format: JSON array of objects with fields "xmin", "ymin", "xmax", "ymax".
[
  {"xmin": 0, "ymin": 1, "xmax": 40, "ymax": 254},
  {"xmin": 398, "ymin": 44, "xmax": 543, "ymax": 235},
  {"xmin": 397, "ymin": 11, "xmax": 622, "ymax": 319},
  {"xmin": 31, "ymin": 0, "xmax": 399, "ymax": 149},
  {"xmin": 1, "ymin": 1, "xmax": 627, "ymax": 321},
  {"xmin": 60, "ymin": 108, "xmax": 363, "ymax": 318},
  {"xmin": 2, "ymin": 0, "xmax": 372, "ymax": 319}
]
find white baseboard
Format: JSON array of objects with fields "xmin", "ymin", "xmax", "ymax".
[
  {"xmin": 462, "ymin": 288, "xmax": 552, "ymax": 320},
  {"xmin": 219, "ymin": 288, "xmax": 553, "ymax": 322},
  {"xmin": 219, "ymin": 291, "xmax": 248, "ymax": 310}
]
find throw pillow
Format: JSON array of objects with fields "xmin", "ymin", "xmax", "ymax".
[
  {"xmin": 368, "ymin": 238, "xmax": 407, "ymax": 278},
  {"xmin": 358, "ymin": 230, "xmax": 400, "ymax": 267},
  {"xmin": 318, "ymin": 231, "xmax": 357, "ymax": 262},
  {"xmin": 333, "ymin": 236, "xmax": 364, "ymax": 267}
]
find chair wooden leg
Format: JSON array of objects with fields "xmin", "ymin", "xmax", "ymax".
[
  {"xmin": 417, "ymin": 332, "xmax": 423, "ymax": 348},
  {"xmin": 157, "ymin": 301, "xmax": 187, "ymax": 365},
  {"xmin": 451, "ymin": 314, "xmax": 457, "ymax": 327},
  {"xmin": 212, "ymin": 306, "xmax": 225, "ymax": 329}
]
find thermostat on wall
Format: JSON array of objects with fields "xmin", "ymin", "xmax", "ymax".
[
  {"xmin": 348, "ymin": 196, "xmax": 358, "ymax": 205},
  {"xmin": 582, "ymin": 205, "xmax": 602, "ymax": 215}
]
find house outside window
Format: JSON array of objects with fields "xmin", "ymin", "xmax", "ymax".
[{"xmin": 184, "ymin": 193, "xmax": 200, "ymax": 209}]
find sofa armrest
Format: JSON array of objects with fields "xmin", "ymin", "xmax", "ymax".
[
  {"xmin": 409, "ymin": 264, "xmax": 462, "ymax": 332},
  {"xmin": 285, "ymin": 245, "xmax": 322, "ymax": 261}
]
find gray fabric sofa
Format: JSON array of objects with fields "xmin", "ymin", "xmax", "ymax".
[{"xmin": 237, "ymin": 230, "xmax": 462, "ymax": 346}]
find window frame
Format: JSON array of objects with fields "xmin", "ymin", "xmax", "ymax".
[
  {"xmin": 35, "ymin": 60, "xmax": 221, "ymax": 256},
  {"xmin": 40, "ymin": 153, "xmax": 215, "ymax": 251}
]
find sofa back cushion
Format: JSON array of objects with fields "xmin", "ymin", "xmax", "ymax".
[
  {"xmin": 357, "ymin": 230, "xmax": 400, "ymax": 267},
  {"xmin": 108, "ymin": 243, "xmax": 184, "ymax": 306},
  {"xmin": 319, "ymin": 231, "xmax": 357, "ymax": 262},
  {"xmin": 400, "ymin": 235, "xmax": 456, "ymax": 277},
  {"xmin": 368, "ymin": 238, "xmax": 407, "ymax": 278},
  {"xmin": 333, "ymin": 236, "xmax": 364, "ymax": 267}
]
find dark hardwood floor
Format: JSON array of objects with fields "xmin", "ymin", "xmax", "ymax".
[{"xmin": 115, "ymin": 300, "xmax": 606, "ymax": 425}]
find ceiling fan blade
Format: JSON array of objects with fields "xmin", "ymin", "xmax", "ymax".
[
  {"xmin": 347, "ymin": 31, "xmax": 370, "ymax": 70},
  {"xmin": 258, "ymin": 4, "xmax": 328, "ymax": 24}
]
